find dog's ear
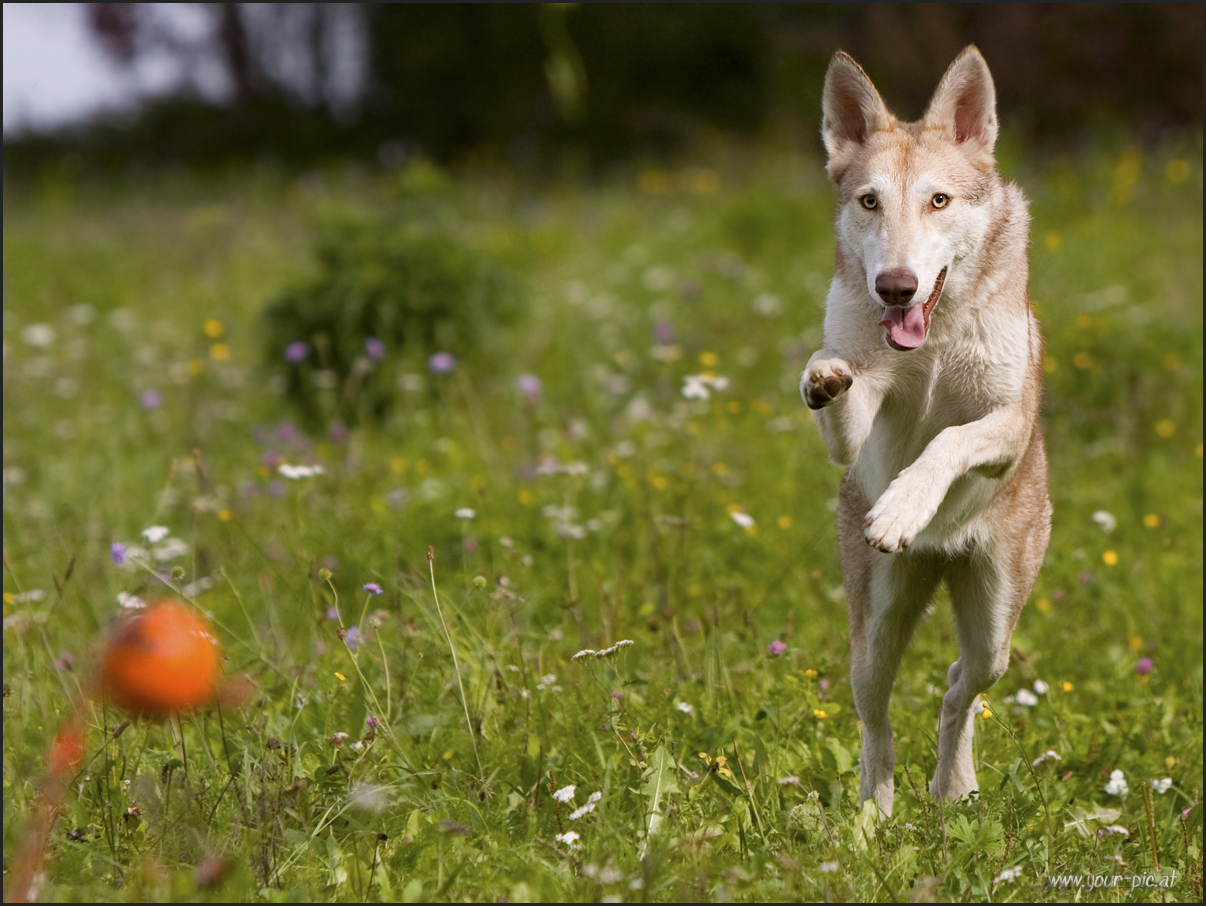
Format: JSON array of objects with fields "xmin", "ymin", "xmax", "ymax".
[
  {"xmin": 822, "ymin": 52, "xmax": 892, "ymax": 182},
  {"xmin": 922, "ymin": 46, "xmax": 998, "ymax": 167}
]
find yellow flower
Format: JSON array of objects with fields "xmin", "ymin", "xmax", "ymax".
[
  {"xmin": 699, "ymin": 351, "xmax": 718, "ymax": 367},
  {"xmin": 803, "ymin": 669, "xmax": 817, "ymax": 678},
  {"xmin": 517, "ymin": 488, "xmax": 533, "ymax": 506},
  {"xmin": 726, "ymin": 400, "xmax": 742, "ymax": 415},
  {"xmin": 1044, "ymin": 232, "xmax": 1063, "ymax": 252},
  {"xmin": 1129, "ymin": 636, "xmax": 1144, "ymax": 652},
  {"xmin": 814, "ymin": 709, "xmax": 828, "ymax": 719},
  {"xmin": 1143, "ymin": 514, "xmax": 1161, "ymax": 528},
  {"xmin": 1043, "ymin": 356, "xmax": 1058, "ymax": 373},
  {"xmin": 203, "ymin": 319, "xmax": 225, "ymax": 339},
  {"xmin": 1036, "ymin": 597, "xmax": 1050, "ymax": 613},
  {"xmin": 210, "ymin": 342, "xmax": 231, "ymax": 362},
  {"xmin": 1165, "ymin": 756, "xmax": 1176, "ymax": 770},
  {"xmin": 1102, "ymin": 550, "xmax": 1118, "ymax": 566},
  {"xmin": 1072, "ymin": 352, "xmax": 1094, "ymax": 370},
  {"xmin": 1155, "ymin": 419, "xmax": 1175, "ymax": 438},
  {"xmin": 218, "ymin": 509, "xmax": 233, "ymax": 522},
  {"xmin": 1061, "ymin": 681, "xmax": 1074, "ymax": 692},
  {"xmin": 335, "ymin": 672, "xmax": 347, "ymax": 682},
  {"xmin": 777, "ymin": 515, "xmax": 792, "ymax": 529},
  {"xmin": 1166, "ymin": 159, "xmax": 1191, "ymax": 183}
]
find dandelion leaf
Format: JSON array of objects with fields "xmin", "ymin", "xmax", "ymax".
[{"xmin": 641, "ymin": 745, "xmax": 681, "ymax": 844}]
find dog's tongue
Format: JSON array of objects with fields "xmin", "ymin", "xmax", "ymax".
[{"xmin": 879, "ymin": 305, "xmax": 927, "ymax": 349}]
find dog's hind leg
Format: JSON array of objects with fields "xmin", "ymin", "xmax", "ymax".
[
  {"xmin": 931, "ymin": 547, "xmax": 1029, "ymax": 801},
  {"xmin": 839, "ymin": 473, "xmax": 944, "ymax": 816}
]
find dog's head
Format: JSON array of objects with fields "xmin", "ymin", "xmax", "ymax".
[{"xmin": 821, "ymin": 47, "xmax": 1001, "ymax": 351}]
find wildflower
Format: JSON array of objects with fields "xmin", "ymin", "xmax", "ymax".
[
  {"xmin": 1153, "ymin": 777, "xmax": 1172, "ymax": 794},
  {"xmin": 454, "ymin": 508, "xmax": 476, "ymax": 519},
  {"xmin": 1098, "ymin": 825, "xmax": 1130, "ymax": 839},
  {"xmin": 1061, "ymin": 681, "xmax": 1074, "ymax": 692},
  {"xmin": 427, "ymin": 352, "xmax": 456, "ymax": 373},
  {"xmin": 21, "ymin": 323, "xmax": 56, "ymax": 347},
  {"xmin": 681, "ymin": 373, "xmax": 729, "ymax": 400},
  {"xmin": 278, "ymin": 463, "xmax": 324, "ymax": 479},
  {"xmin": 820, "ymin": 861, "xmax": 839, "ymax": 873},
  {"xmin": 153, "ymin": 538, "xmax": 190, "ymax": 562},
  {"xmin": 1102, "ymin": 550, "xmax": 1118, "ymax": 566},
  {"xmin": 473, "ymin": 576, "xmax": 486, "ymax": 588},
  {"xmin": 570, "ymin": 794, "xmax": 600, "ymax": 820},
  {"xmin": 553, "ymin": 784, "xmax": 576, "ymax": 803},
  {"xmin": 814, "ymin": 709, "xmax": 828, "ymax": 719},
  {"xmin": 364, "ymin": 337, "xmax": 385, "ymax": 360},
  {"xmin": 1135, "ymin": 657, "xmax": 1153, "ymax": 675},
  {"xmin": 555, "ymin": 830, "xmax": 581, "ymax": 847},
  {"xmin": 1033, "ymin": 679, "xmax": 1050, "ymax": 695},
  {"xmin": 1104, "ymin": 769, "xmax": 1129, "ymax": 797},
  {"xmin": 363, "ymin": 583, "xmax": 383, "ymax": 595},
  {"xmin": 111, "ymin": 542, "xmax": 127, "ymax": 565},
  {"xmin": 54, "ymin": 652, "xmax": 74, "ymax": 671},
  {"xmin": 284, "ymin": 341, "xmax": 309, "ymax": 363},
  {"xmin": 328, "ymin": 732, "xmax": 349, "ymax": 748},
  {"xmin": 767, "ymin": 640, "xmax": 787, "ymax": 657},
  {"xmin": 731, "ymin": 511, "xmax": 755, "ymax": 530},
  {"xmin": 142, "ymin": 526, "xmax": 170, "ymax": 544},
  {"xmin": 778, "ymin": 776, "xmax": 800, "ymax": 787},
  {"xmin": 515, "ymin": 373, "xmax": 542, "ymax": 400},
  {"xmin": 1015, "ymin": 688, "xmax": 1039, "ymax": 707},
  {"xmin": 1031, "ymin": 750, "xmax": 1062, "ymax": 767},
  {"xmin": 1091, "ymin": 510, "xmax": 1117, "ymax": 533},
  {"xmin": 117, "ymin": 592, "xmax": 146, "ymax": 609},
  {"xmin": 993, "ymin": 866, "xmax": 1023, "ymax": 884},
  {"xmin": 572, "ymin": 649, "xmax": 596, "ymax": 661},
  {"xmin": 345, "ymin": 626, "xmax": 361, "ymax": 650},
  {"xmin": 366, "ymin": 715, "xmax": 382, "ymax": 730},
  {"xmin": 140, "ymin": 389, "xmax": 163, "ymax": 410}
]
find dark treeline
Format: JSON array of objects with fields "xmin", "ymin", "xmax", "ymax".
[{"xmin": 5, "ymin": 4, "xmax": 1202, "ymax": 176}]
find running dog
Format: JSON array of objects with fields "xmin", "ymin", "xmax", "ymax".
[{"xmin": 801, "ymin": 46, "xmax": 1052, "ymax": 817}]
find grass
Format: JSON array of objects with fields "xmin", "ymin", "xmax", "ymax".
[{"xmin": 2, "ymin": 134, "xmax": 1202, "ymax": 902}]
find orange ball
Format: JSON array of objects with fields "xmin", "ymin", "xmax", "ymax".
[{"xmin": 100, "ymin": 600, "xmax": 220, "ymax": 715}]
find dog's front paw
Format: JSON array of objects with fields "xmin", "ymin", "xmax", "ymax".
[
  {"xmin": 801, "ymin": 356, "xmax": 853, "ymax": 410},
  {"xmin": 863, "ymin": 474, "xmax": 938, "ymax": 552}
]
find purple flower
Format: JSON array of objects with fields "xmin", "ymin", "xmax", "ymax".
[
  {"xmin": 366, "ymin": 715, "xmax": 382, "ymax": 730},
  {"xmin": 364, "ymin": 337, "xmax": 385, "ymax": 360},
  {"xmin": 285, "ymin": 341, "xmax": 309, "ymax": 363},
  {"xmin": 363, "ymin": 582, "xmax": 383, "ymax": 596},
  {"xmin": 767, "ymin": 640, "xmax": 787, "ymax": 657},
  {"xmin": 516, "ymin": 373, "xmax": 542, "ymax": 401},
  {"xmin": 54, "ymin": 652, "xmax": 74, "ymax": 671},
  {"xmin": 1135, "ymin": 657, "xmax": 1153, "ymax": 675},
  {"xmin": 111, "ymin": 542, "xmax": 127, "ymax": 564},
  {"xmin": 325, "ymin": 606, "xmax": 340, "ymax": 622},
  {"xmin": 140, "ymin": 389, "xmax": 162, "ymax": 410},
  {"xmin": 427, "ymin": 351, "xmax": 456, "ymax": 374},
  {"xmin": 345, "ymin": 626, "xmax": 361, "ymax": 650},
  {"xmin": 653, "ymin": 321, "xmax": 676, "ymax": 345}
]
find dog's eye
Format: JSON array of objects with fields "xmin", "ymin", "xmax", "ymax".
[
  {"xmin": 932, "ymin": 193, "xmax": 950, "ymax": 209},
  {"xmin": 860, "ymin": 194, "xmax": 878, "ymax": 210}
]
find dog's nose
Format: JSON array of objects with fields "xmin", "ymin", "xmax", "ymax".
[{"xmin": 875, "ymin": 269, "xmax": 918, "ymax": 306}]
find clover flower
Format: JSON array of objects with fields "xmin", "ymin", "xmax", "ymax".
[
  {"xmin": 766, "ymin": 640, "xmax": 786, "ymax": 657},
  {"xmin": 427, "ymin": 352, "xmax": 456, "ymax": 373},
  {"xmin": 364, "ymin": 337, "xmax": 385, "ymax": 360},
  {"xmin": 1104, "ymin": 769, "xmax": 1129, "ymax": 796},
  {"xmin": 1135, "ymin": 657, "xmax": 1153, "ymax": 675},
  {"xmin": 284, "ymin": 341, "xmax": 310, "ymax": 363}
]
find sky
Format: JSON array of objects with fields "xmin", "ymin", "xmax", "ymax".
[{"xmin": 2, "ymin": 3, "xmax": 221, "ymax": 136}]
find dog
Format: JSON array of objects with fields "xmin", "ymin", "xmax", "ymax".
[{"xmin": 800, "ymin": 46, "xmax": 1052, "ymax": 817}]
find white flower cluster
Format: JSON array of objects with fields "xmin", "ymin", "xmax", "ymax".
[
  {"xmin": 278, "ymin": 463, "xmax": 325, "ymax": 479},
  {"xmin": 571, "ymin": 640, "xmax": 635, "ymax": 661},
  {"xmin": 682, "ymin": 373, "xmax": 729, "ymax": 400}
]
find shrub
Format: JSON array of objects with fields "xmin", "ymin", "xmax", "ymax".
[{"xmin": 263, "ymin": 216, "xmax": 525, "ymax": 423}]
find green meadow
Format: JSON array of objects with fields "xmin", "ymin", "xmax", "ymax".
[{"xmin": 3, "ymin": 135, "xmax": 1202, "ymax": 902}]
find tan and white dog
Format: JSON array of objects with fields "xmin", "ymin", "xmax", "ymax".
[{"xmin": 801, "ymin": 46, "xmax": 1052, "ymax": 817}]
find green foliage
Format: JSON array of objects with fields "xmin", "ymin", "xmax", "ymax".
[
  {"xmin": 262, "ymin": 215, "xmax": 524, "ymax": 424},
  {"xmin": 2, "ymin": 137, "xmax": 1202, "ymax": 902}
]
